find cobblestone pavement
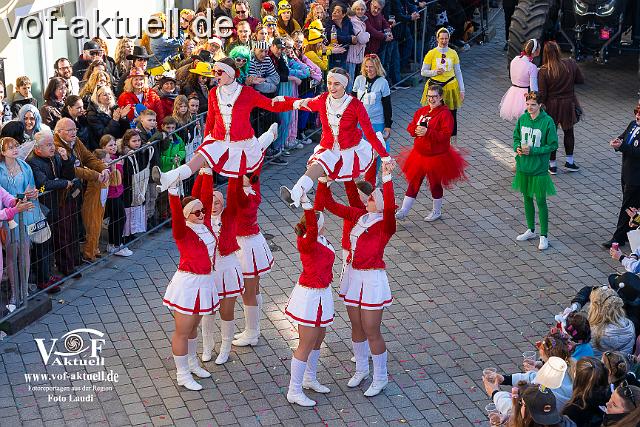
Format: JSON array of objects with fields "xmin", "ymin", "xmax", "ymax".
[{"xmin": 1, "ymin": 29, "xmax": 639, "ymax": 427}]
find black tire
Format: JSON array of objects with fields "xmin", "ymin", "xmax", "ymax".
[{"xmin": 507, "ymin": 0, "xmax": 555, "ymax": 65}]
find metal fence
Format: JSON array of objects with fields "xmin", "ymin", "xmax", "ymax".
[{"xmin": 0, "ymin": 1, "xmax": 499, "ymax": 327}]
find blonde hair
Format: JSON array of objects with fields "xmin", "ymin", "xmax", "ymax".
[
  {"xmin": 172, "ymin": 95, "xmax": 190, "ymax": 125},
  {"xmin": 79, "ymin": 70, "xmax": 111, "ymax": 99},
  {"xmin": 360, "ymin": 55, "xmax": 386, "ymax": 77},
  {"xmin": 91, "ymin": 85, "xmax": 115, "ymax": 113},
  {"xmin": 123, "ymin": 74, "xmax": 149, "ymax": 93},
  {"xmin": 114, "ymin": 38, "xmax": 133, "ymax": 65},
  {"xmin": 588, "ymin": 287, "xmax": 628, "ymax": 350}
]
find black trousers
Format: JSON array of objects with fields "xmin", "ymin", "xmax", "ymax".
[
  {"xmin": 503, "ymin": 0, "xmax": 518, "ymax": 40},
  {"xmin": 613, "ymin": 183, "xmax": 640, "ymax": 243},
  {"xmin": 31, "ymin": 239, "xmax": 52, "ymax": 286},
  {"xmin": 105, "ymin": 196, "xmax": 126, "ymax": 247}
]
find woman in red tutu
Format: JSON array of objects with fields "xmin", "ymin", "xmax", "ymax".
[{"xmin": 395, "ymin": 84, "xmax": 467, "ymax": 222}]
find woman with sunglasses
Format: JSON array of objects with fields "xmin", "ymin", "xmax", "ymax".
[
  {"xmin": 315, "ymin": 163, "xmax": 395, "ymax": 397},
  {"xmin": 228, "ymin": 46, "xmax": 251, "ymax": 84},
  {"xmin": 263, "ymin": 15, "xmax": 278, "ymax": 43},
  {"xmin": 162, "ymin": 170, "xmax": 218, "ymax": 391},
  {"xmin": 280, "ymin": 67, "xmax": 391, "ymax": 207},
  {"xmin": 420, "ymin": 27, "xmax": 465, "ymax": 143},
  {"xmin": 395, "ymin": 84, "xmax": 467, "ymax": 222},
  {"xmin": 603, "ymin": 382, "xmax": 639, "ymax": 425}
]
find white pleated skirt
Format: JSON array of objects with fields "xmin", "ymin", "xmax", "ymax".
[
  {"xmin": 285, "ymin": 284, "xmax": 334, "ymax": 327},
  {"xmin": 163, "ymin": 270, "xmax": 220, "ymax": 315}
]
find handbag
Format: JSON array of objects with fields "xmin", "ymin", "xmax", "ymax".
[
  {"xmin": 128, "ymin": 147, "xmax": 154, "ymax": 207},
  {"xmin": 28, "ymin": 218, "xmax": 52, "ymax": 244}
]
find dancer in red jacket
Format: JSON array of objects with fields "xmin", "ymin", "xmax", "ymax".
[
  {"xmin": 284, "ymin": 193, "xmax": 335, "ymax": 407},
  {"xmin": 192, "ymin": 170, "xmax": 244, "ymax": 365},
  {"xmin": 315, "ymin": 163, "xmax": 396, "ymax": 397},
  {"xmin": 280, "ymin": 67, "xmax": 393, "ymax": 207},
  {"xmin": 395, "ymin": 84, "xmax": 467, "ymax": 222},
  {"xmin": 231, "ymin": 171, "xmax": 275, "ymax": 347},
  {"xmin": 162, "ymin": 176, "xmax": 219, "ymax": 391}
]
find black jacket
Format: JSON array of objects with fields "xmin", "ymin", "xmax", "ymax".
[
  {"xmin": 562, "ymin": 387, "xmax": 610, "ymax": 427},
  {"xmin": 85, "ymin": 102, "xmax": 130, "ymax": 150},
  {"xmin": 616, "ymin": 121, "xmax": 640, "ymax": 186},
  {"xmin": 269, "ymin": 53, "xmax": 289, "ymax": 83},
  {"xmin": 27, "ymin": 153, "xmax": 75, "ymax": 220},
  {"xmin": 61, "ymin": 109, "xmax": 91, "ymax": 151}
]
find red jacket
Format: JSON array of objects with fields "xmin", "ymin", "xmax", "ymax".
[
  {"xmin": 316, "ymin": 180, "xmax": 395, "ymax": 270},
  {"xmin": 302, "ymin": 92, "xmax": 388, "ymax": 157},
  {"xmin": 158, "ymin": 96, "xmax": 176, "ymax": 124},
  {"xmin": 340, "ymin": 180, "xmax": 365, "ymax": 251},
  {"xmin": 203, "ymin": 85, "xmax": 295, "ymax": 140},
  {"xmin": 117, "ymin": 89, "xmax": 165, "ymax": 124},
  {"xmin": 407, "ymin": 104, "xmax": 454, "ymax": 156},
  {"xmin": 236, "ymin": 177, "xmax": 261, "ymax": 237},
  {"xmin": 297, "ymin": 208, "xmax": 335, "ymax": 289},
  {"xmin": 170, "ymin": 180, "xmax": 217, "ymax": 275},
  {"xmin": 191, "ymin": 172, "xmax": 240, "ymax": 257}
]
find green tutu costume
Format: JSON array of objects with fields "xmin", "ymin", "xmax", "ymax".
[{"xmin": 512, "ymin": 171, "xmax": 556, "ymax": 198}]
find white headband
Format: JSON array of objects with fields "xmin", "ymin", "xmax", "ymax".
[
  {"xmin": 183, "ymin": 199, "xmax": 203, "ymax": 218},
  {"xmin": 317, "ymin": 212, "xmax": 325, "ymax": 231},
  {"xmin": 215, "ymin": 62, "xmax": 236, "ymax": 78},
  {"xmin": 327, "ymin": 71, "xmax": 348, "ymax": 88},
  {"xmin": 529, "ymin": 38, "xmax": 538, "ymax": 53},
  {"xmin": 371, "ymin": 188, "xmax": 383, "ymax": 211}
]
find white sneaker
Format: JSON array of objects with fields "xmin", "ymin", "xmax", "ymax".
[
  {"xmin": 364, "ymin": 378, "xmax": 388, "ymax": 397},
  {"xmin": 302, "ymin": 379, "xmax": 330, "ymax": 394},
  {"xmin": 424, "ymin": 210, "xmax": 441, "ymax": 222},
  {"xmin": 347, "ymin": 371, "xmax": 369, "ymax": 387},
  {"xmin": 395, "ymin": 209, "xmax": 409, "ymax": 220},
  {"xmin": 301, "ymin": 138, "xmax": 313, "ymax": 145},
  {"xmin": 114, "ymin": 247, "xmax": 133, "ymax": 257},
  {"xmin": 538, "ymin": 236, "xmax": 549, "ymax": 250},
  {"xmin": 516, "ymin": 229, "xmax": 537, "ymax": 241},
  {"xmin": 177, "ymin": 373, "xmax": 203, "ymax": 391},
  {"xmin": 106, "ymin": 244, "xmax": 117, "ymax": 254},
  {"xmin": 287, "ymin": 391, "xmax": 316, "ymax": 407}
]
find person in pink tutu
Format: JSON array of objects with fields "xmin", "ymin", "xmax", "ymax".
[
  {"xmin": 395, "ymin": 84, "xmax": 467, "ymax": 222},
  {"xmin": 499, "ymin": 39, "xmax": 540, "ymax": 122}
]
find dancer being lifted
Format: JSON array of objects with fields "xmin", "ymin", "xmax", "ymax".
[
  {"xmin": 395, "ymin": 84, "xmax": 467, "ymax": 221},
  {"xmin": 280, "ymin": 67, "xmax": 393, "ymax": 207}
]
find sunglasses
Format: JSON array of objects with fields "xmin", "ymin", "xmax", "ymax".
[
  {"xmin": 235, "ymin": 58, "xmax": 247, "ymax": 63},
  {"xmin": 618, "ymin": 381, "xmax": 637, "ymax": 408},
  {"xmin": 90, "ymin": 50, "xmax": 102, "ymax": 56},
  {"xmin": 213, "ymin": 69, "xmax": 226, "ymax": 76},
  {"xmin": 365, "ymin": 54, "xmax": 378, "ymax": 59},
  {"xmin": 190, "ymin": 209, "xmax": 204, "ymax": 217},
  {"xmin": 266, "ymin": 23, "xmax": 276, "ymax": 27}
]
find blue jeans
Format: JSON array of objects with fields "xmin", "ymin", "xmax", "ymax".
[
  {"xmin": 346, "ymin": 62, "xmax": 357, "ymax": 93},
  {"xmin": 383, "ymin": 41, "xmax": 401, "ymax": 85}
]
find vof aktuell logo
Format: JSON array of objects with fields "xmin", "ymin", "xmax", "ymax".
[{"xmin": 35, "ymin": 328, "xmax": 106, "ymax": 366}]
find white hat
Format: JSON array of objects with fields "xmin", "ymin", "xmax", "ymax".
[{"xmin": 533, "ymin": 357, "xmax": 567, "ymax": 389}]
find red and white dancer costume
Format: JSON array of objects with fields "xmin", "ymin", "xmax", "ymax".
[
  {"xmin": 284, "ymin": 88, "xmax": 391, "ymax": 207},
  {"xmin": 284, "ymin": 207, "xmax": 335, "ymax": 328},
  {"xmin": 316, "ymin": 178, "xmax": 396, "ymax": 310},
  {"xmin": 337, "ymin": 181, "xmax": 366, "ymax": 300},
  {"xmin": 192, "ymin": 171, "xmax": 244, "ymax": 364},
  {"xmin": 396, "ymin": 103, "xmax": 467, "ymax": 221}
]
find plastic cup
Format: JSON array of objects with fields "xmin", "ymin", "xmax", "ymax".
[
  {"xmin": 488, "ymin": 412, "xmax": 502, "ymax": 426},
  {"xmin": 483, "ymin": 367, "xmax": 497, "ymax": 382},
  {"xmin": 523, "ymin": 351, "xmax": 537, "ymax": 363}
]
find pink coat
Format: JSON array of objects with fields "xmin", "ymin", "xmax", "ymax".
[
  {"xmin": 347, "ymin": 16, "xmax": 370, "ymax": 65},
  {"xmin": 0, "ymin": 186, "xmax": 18, "ymax": 278}
]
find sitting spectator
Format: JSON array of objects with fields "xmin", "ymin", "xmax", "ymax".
[
  {"xmin": 588, "ymin": 287, "xmax": 636, "ymax": 357},
  {"xmin": 277, "ymin": 1, "xmax": 301, "ymax": 37},
  {"xmin": 602, "ymin": 351, "xmax": 640, "ymax": 389},
  {"xmin": 346, "ymin": 1, "xmax": 371, "ymax": 92},
  {"xmin": 61, "ymin": 95, "xmax": 90, "ymax": 149},
  {"xmin": 73, "ymin": 40, "xmax": 106, "ymax": 81},
  {"xmin": 229, "ymin": 46, "xmax": 251, "ymax": 84},
  {"xmin": 564, "ymin": 312, "xmax": 595, "ymax": 361},
  {"xmin": 562, "ymin": 357, "xmax": 610, "ymax": 427},
  {"xmin": 365, "ymin": 0, "xmax": 392, "ymax": 56},
  {"xmin": 53, "ymin": 58, "xmax": 80, "ymax": 96},
  {"xmin": 100, "ymin": 135, "xmax": 131, "ymax": 256},
  {"xmin": 18, "ymin": 104, "xmax": 50, "ymax": 157},
  {"xmin": 233, "ymin": 0, "xmax": 260, "ymax": 32},
  {"xmin": 121, "ymin": 129, "xmax": 153, "ymax": 239},
  {"xmin": 11, "ymin": 76, "xmax": 38, "ymax": 117},
  {"xmin": 27, "ymin": 130, "xmax": 74, "ymax": 292},
  {"xmin": 156, "ymin": 75, "xmax": 179, "ymax": 122},
  {"xmin": 117, "ymin": 67, "xmax": 164, "ymax": 124},
  {"xmin": 181, "ymin": 62, "xmax": 213, "ymax": 115},
  {"xmin": 0, "ymin": 136, "xmax": 45, "ymax": 304},
  {"xmin": 227, "ymin": 20, "xmax": 253, "ymax": 54},
  {"xmin": 78, "ymin": 69, "xmax": 112, "ymax": 105},
  {"xmin": 325, "ymin": 2, "xmax": 355, "ymax": 69},
  {"xmin": 602, "ymin": 382, "xmax": 640, "ymax": 425},
  {"xmin": 40, "ymin": 77, "xmax": 68, "ymax": 129},
  {"xmin": 0, "ymin": 81, "xmax": 12, "ymax": 126},
  {"xmin": 86, "ymin": 86, "xmax": 131, "ymax": 150},
  {"xmin": 54, "ymin": 117, "xmax": 109, "ymax": 276}
]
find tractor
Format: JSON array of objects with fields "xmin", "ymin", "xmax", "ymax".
[{"xmin": 507, "ymin": 0, "xmax": 640, "ymax": 65}]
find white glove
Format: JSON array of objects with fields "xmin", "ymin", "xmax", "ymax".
[
  {"xmin": 300, "ymin": 192, "xmax": 312, "ymax": 210},
  {"xmin": 273, "ymin": 96, "xmax": 285, "ymax": 103}
]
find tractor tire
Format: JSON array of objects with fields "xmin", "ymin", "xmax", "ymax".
[{"xmin": 507, "ymin": 0, "xmax": 555, "ymax": 65}]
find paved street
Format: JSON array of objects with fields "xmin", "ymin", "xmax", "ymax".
[{"xmin": 1, "ymin": 30, "xmax": 639, "ymax": 426}]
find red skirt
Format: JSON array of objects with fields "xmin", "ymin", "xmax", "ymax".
[{"xmin": 399, "ymin": 147, "xmax": 468, "ymax": 188}]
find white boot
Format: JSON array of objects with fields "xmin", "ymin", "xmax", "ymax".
[
  {"xmin": 281, "ymin": 175, "xmax": 314, "ymax": 207},
  {"xmin": 215, "ymin": 320, "xmax": 235, "ymax": 365},
  {"xmin": 364, "ymin": 351, "xmax": 389, "ymax": 397},
  {"xmin": 424, "ymin": 198, "xmax": 442, "ymax": 222},
  {"xmin": 234, "ymin": 295, "xmax": 262, "ymax": 340},
  {"xmin": 154, "ymin": 164, "xmax": 192, "ymax": 192},
  {"xmin": 188, "ymin": 339, "xmax": 211, "ymax": 379},
  {"xmin": 303, "ymin": 349, "xmax": 330, "ymax": 393},
  {"xmin": 350, "ymin": 340, "xmax": 370, "ymax": 363},
  {"xmin": 174, "ymin": 354, "xmax": 203, "ymax": 391},
  {"xmin": 258, "ymin": 123, "xmax": 279, "ymax": 151},
  {"xmin": 201, "ymin": 315, "xmax": 216, "ymax": 362},
  {"xmin": 234, "ymin": 303, "xmax": 250, "ymax": 340},
  {"xmin": 232, "ymin": 305, "xmax": 259, "ymax": 346},
  {"xmin": 395, "ymin": 196, "xmax": 416, "ymax": 220},
  {"xmin": 347, "ymin": 341, "xmax": 370, "ymax": 387},
  {"xmin": 287, "ymin": 357, "xmax": 316, "ymax": 407}
]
